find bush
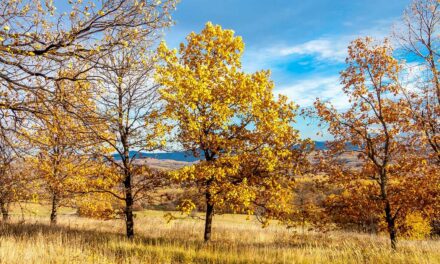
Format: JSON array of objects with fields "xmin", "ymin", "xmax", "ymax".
[{"xmin": 401, "ymin": 212, "xmax": 432, "ymax": 240}]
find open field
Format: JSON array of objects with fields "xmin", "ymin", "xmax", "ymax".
[{"xmin": 0, "ymin": 204, "xmax": 438, "ymax": 264}]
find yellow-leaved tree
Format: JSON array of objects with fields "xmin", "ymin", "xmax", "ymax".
[
  {"xmin": 156, "ymin": 22, "xmax": 311, "ymax": 242},
  {"xmin": 25, "ymin": 70, "xmax": 110, "ymax": 225},
  {"xmin": 0, "ymin": 129, "xmax": 35, "ymax": 222}
]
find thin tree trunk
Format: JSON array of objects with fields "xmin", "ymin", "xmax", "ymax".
[
  {"xmin": 124, "ymin": 172, "xmax": 135, "ymax": 240},
  {"xmin": 204, "ymin": 190, "xmax": 214, "ymax": 242},
  {"xmin": 0, "ymin": 201, "xmax": 9, "ymax": 222},
  {"xmin": 50, "ymin": 192, "xmax": 58, "ymax": 225},
  {"xmin": 118, "ymin": 78, "xmax": 135, "ymax": 240}
]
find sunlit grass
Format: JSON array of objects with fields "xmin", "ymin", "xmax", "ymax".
[{"xmin": 0, "ymin": 206, "xmax": 438, "ymax": 263}]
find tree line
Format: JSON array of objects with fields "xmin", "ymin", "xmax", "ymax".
[{"xmin": 0, "ymin": 0, "xmax": 438, "ymax": 250}]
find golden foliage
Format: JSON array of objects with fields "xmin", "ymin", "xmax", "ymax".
[
  {"xmin": 76, "ymin": 193, "xmax": 121, "ymax": 220},
  {"xmin": 401, "ymin": 212, "xmax": 432, "ymax": 240},
  {"xmin": 156, "ymin": 22, "xmax": 311, "ymax": 238}
]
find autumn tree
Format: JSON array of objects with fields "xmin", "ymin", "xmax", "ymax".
[
  {"xmin": 156, "ymin": 22, "xmax": 311, "ymax": 242},
  {"xmin": 0, "ymin": 158, "xmax": 36, "ymax": 222},
  {"xmin": 0, "ymin": 131, "xmax": 21, "ymax": 222},
  {"xmin": 89, "ymin": 43, "xmax": 171, "ymax": 239},
  {"xmin": 25, "ymin": 71, "xmax": 109, "ymax": 225},
  {"xmin": 313, "ymin": 38, "xmax": 433, "ymax": 249},
  {"xmin": 0, "ymin": 113, "xmax": 37, "ymax": 222},
  {"xmin": 289, "ymin": 177, "xmax": 328, "ymax": 233}
]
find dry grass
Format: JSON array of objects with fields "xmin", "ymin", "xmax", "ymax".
[{"xmin": 0, "ymin": 205, "xmax": 438, "ymax": 263}]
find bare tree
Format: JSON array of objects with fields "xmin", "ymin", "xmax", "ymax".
[
  {"xmin": 394, "ymin": 0, "xmax": 440, "ymax": 163},
  {"xmin": 90, "ymin": 45, "xmax": 168, "ymax": 239},
  {"xmin": 0, "ymin": 122, "xmax": 35, "ymax": 222},
  {"xmin": 0, "ymin": 0, "xmax": 176, "ymax": 122}
]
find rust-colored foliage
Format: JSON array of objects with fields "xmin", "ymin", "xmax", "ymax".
[{"xmin": 314, "ymin": 37, "xmax": 438, "ymax": 249}]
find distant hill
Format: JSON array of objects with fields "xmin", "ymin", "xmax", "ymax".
[
  {"xmin": 314, "ymin": 141, "xmax": 326, "ymax": 150},
  {"xmin": 112, "ymin": 150, "xmax": 202, "ymax": 162},
  {"xmin": 112, "ymin": 141, "xmax": 336, "ymax": 163}
]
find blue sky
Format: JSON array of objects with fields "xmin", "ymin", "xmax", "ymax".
[{"xmin": 164, "ymin": 0, "xmax": 412, "ymax": 140}]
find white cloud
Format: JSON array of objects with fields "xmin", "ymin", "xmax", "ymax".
[
  {"xmin": 275, "ymin": 38, "xmax": 348, "ymax": 62},
  {"xmin": 243, "ymin": 19, "xmax": 394, "ymax": 70},
  {"xmin": 399, "ymin": 61, "xmax": 431, "ymax": 95},
  {"xmin": 269, "ymin": 24, "xmax": 391, "ymax": 64},
  {"xmin": 275, "ymin": 76, "xmax": 349, "ymax": 109},
  {"xmin": 241, "ymin": 19, "xmax": 398, "ymax": 111},
  {"xmin": 241, "ymin": 18, "xmax": 398, "ymax": 140}
]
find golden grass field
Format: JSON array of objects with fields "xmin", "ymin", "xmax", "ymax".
[{"xmin": 0, "ymin": 204, "xmax": 439, "ymax": 264}]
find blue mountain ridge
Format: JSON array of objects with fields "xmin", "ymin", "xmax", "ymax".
[
  {"xmin": 112, "ymin": 141, "xmax": 347, "ymax": 162},
  {"xmin": 112, "ymin": 150, "xmax": 203, "ymax": 162}
]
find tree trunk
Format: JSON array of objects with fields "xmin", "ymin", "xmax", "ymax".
[
  {"xmin": 379, "ymin": 165, "xmax": 397, "ymax": 250},
  {"xmin": 0, "ymin": 201, "xmax": 9, "ymax": 222},
  {"xmin": 50, "ymin": 192, "xmax": 59, "ymax": 225},
  {"xmin": 204, "ymin": 190, "xmax": 214, "ymax": 242},
  {"xmin": 384, "ymin": 201, "xmax": 397, "ymax": 250},
  {"xmin": 124, "ymin": 172, "xmax": 135, "ymax": 240}
]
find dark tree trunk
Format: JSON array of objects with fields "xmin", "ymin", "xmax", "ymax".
[
  {"xmin": 384, "ymin": 201, "xmax": 397, "ymax": 250},
  {"xmin": 0, "ymin": 201, "xmax": 9, "ymax": 222},
  {"xmin": 203, "ymin": 190, "xmax": 214, "ymax": 242},
  {"xmin": 124, "ymin": 171, "xmax": 134, "ymax": 240},
  {"xmin": 379, "ymin": 164, "xmax": 397, "ymax": 250},
  {"xmin": 50, "ymin": 192, "xmax": 59, "ymax": 225},
  {"xmin": 118, "ymin": 84, "xmax": 135, "ymax": 240}
]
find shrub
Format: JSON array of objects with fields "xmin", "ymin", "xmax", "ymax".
[{"xmin": 401, "ymin": 212, "xmax": 432, "ymax": 240}]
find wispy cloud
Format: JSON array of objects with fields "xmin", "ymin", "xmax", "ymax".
[
  {"xmin": 269, "ymin": 23, "xmax": 392, "ymax": 63},
  {"xmin": 275, "ymin": 75, "xmax": 349, "ymax": 109},
  {"xmin": 243, "ymin": 18, "xmax": 394, "ymax": 72},
  {"xmin": 241, "ymin": 19, "xmax": 398, "ymax": 111},
  {"xmin": 275, "ymin": 38, "xmax": 348, "ymax": 62}
]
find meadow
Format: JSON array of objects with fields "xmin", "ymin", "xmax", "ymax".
[{"xmin": 0, "ymin": 204, "xmax": 438, "ymax": 264}]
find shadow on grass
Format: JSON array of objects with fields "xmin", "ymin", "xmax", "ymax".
[
  {"xmin": 0, "ymin": 220, "xmax": 326, "ymax": 263},
  {"xmin": 0, "ymin": 220, "xmax": 199, "ymax": 245},
  {"xmin": 0, "ymin": 221, "xmax": 124, "ymax": 244}
]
